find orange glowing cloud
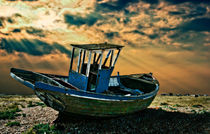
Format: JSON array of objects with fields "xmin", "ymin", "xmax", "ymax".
[{"xmin": 0, "ymin": 0, "xmax": 210, "ymax": 95}]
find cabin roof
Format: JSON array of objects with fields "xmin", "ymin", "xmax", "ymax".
[{"xmin": 71, "ymin": 42, "xmax": 124, "ymax": 50}]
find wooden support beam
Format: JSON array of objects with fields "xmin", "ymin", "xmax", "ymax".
[
  {"xmin": 112, "ymin": 49, "xmax": 121, "ymax": 67},
  {"xmin": 80, "ymin": 50, "xmax": 86, "ymax": 73},
  {"xmin": 103, "ymin": 50, "xmax": 111, "ymax": 67},
  {"xmin": 110, "ymin": 50, "xmax": 114, "ymax": 67},
  {"xmin": 99, "ymin": 51, "xmax": 104, "ymax": 69},
  {"xmin": 76, "ymin": 49, "xmax": 82, "ymax": 72},
  {"xmin": 96, "ymin": 54, "xmax": 101, "ymax": 64},
  {"xmin": 93, "ymin": 52, "xmax": 97, "ymax": 63},
  {"xmin": 86, "ymin": 51, "xmax": 92, "ymax": 77},
  {"xmin": 69, "ymin": 47, "xmax": 75, "ymax": 73}
]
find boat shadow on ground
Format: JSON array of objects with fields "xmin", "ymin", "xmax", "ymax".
[{"xmin": 53, "ymin": 108, "xmax": 210, "ymax": 133}]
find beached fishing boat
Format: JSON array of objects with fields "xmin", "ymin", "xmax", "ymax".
[{"xmin": 10, "ymin": 43, "xmax": 159, "ymax": 117}]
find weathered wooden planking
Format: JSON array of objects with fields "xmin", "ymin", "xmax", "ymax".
[{"xmin": 35, "ymin": 88, "xmax": 156, "ymax": 117}]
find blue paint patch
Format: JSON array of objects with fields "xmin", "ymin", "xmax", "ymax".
[
  {"xmin": 35, "ymin": 82, "xmax": 66, "ymax": 94},
  {"xmin": 68, "ymin": 71, "xmax": 88, "ymax": 91},
  {"xmin": 95, "ymin": 68, "xmax": 113, "ymax": 93},
  {"xmin": 23, "ymin": 81, "xmax": 34, "ymax": 90}
]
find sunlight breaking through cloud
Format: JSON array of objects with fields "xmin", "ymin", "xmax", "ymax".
[{"xmin": 0, "ymin": 0, "xmax": 210, "ymax": 94}]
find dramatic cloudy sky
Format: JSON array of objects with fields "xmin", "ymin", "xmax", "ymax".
[{"xmin": 0, "ymin": 0, "xmax": 209, "ymax": 94}]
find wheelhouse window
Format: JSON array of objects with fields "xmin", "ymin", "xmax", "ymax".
[{"xmin": 69, "ymin": 48, "xmax": 121, "ymax": 77}]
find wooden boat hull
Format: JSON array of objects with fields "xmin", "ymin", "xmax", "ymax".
[
  {"xmin": 10, "ymin": 68, "xmax": 159, "ymax": 117},
  {"xmin": 35, "ymin": 88, "xmax": 156, "ymax": 117}
]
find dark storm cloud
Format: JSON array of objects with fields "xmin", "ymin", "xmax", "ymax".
[
  {"xmin": 126, "ymin": 30, "xmax": 159, "ymax": 40},
  {"xmin": 53, "ymin": 43, "xmax": 72, "ymax": 55},
  {"xmin": 142, "ymin": 0, "xmax": 159, "ymax": 4},
  {"xmin": 169, "ymin": 6, "xmax": 207, "ymax": 18},
  {"xmin": 12, "ymin": 29, "xmax": 21, "ymax": 33},
  {"xmin": 0, "ymin": 20, "xmax": 2, "ymax": 27},
  {"xmin": 0, "ymin": 38, "xmax": 72, "ymax": 57},
  {"xmin": 179, "ymin": 18, "xmax": 210, "ymax": 32},
  {"xmin": 96, "ymin": 0, "xmax": 140, "ymax": 12},
  {"xmin": 165, "ymin": 18, "xmax": 210, "ymax": 33},
  {"xmin": 64, "ymin": 13, "xmax": 101, "ymax": 26},
  {"xmin": 122, "ymin": 39, "xmax": 137, "ymax": 48},
  {"xmin": 186, "ymin": 7, "xmax": 207, "ymax": 18},
  {"xmin": 26, "ymin": 27, "xmax": 45, "ymax": 37},
  {"xmin": 13, "ymin": 13, "xmax": 22, "ymax": 17},
  {"xmin": 64, "ymin": 0, "xmax": 144, "ymax": 27},
  {"xmin": 168, "ymin": 11, "xmax": 185, "ymax": 15},
  {"xmin": 0, "ymin": 17, "xmax": 15, "ymax": 26},
  {"xmin": 148, "ymin": 34, "xmax": 159, "ymax": 39},
  {"xmin": 99, "ymin": 0, "xmax": 209, "ymax": 11},
  {"xmin": 105, "ymin": 32, "xmax": 119, "ymax": 39},
  {"xmin": 63, "ymin": 0, "xmax": 209, "ymax": 51},
  {"xmin": 170, "ymin": 31, "xmax": 207, "ymax": 43},
  {"xmin": 168, "ymin": 31, "xmax": 209, "ymax": 51},
  {"xmin": 164, "ymin": 0, "xmax": 210, "ymax": 4},
  {"xmin": 6, "ymin": 18, "xmax": 14, "ymax": 23},
  {"xmin": 7, "ymin": 27, "xmax": 46, "ymax": 37},
  {"xmin": 0, "ymin": 13, "xmax": 22, "ymax": 28},
  {"xmin": 132, "ymin": 30, "xmax": 146, "ymax": 36}
]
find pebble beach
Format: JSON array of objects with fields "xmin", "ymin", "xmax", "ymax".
[{"xmin": 0, "ymin": 95, "xmax": 209, "ymax": 134}]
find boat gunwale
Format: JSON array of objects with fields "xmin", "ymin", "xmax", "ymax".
[{"xmin": 35, "ymin": 81, "xmax": 159, "ymax": 101}]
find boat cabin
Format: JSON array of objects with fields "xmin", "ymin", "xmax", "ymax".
[{"xmin": 68, "ymin": 43, "xmax": 124, "ymax": 93}]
